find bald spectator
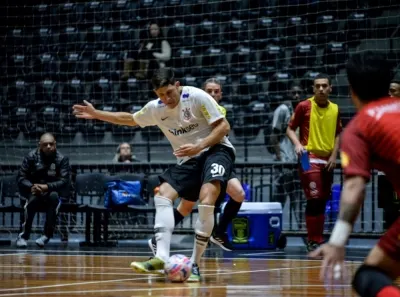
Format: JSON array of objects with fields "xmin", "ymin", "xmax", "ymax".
[
  {"xmin": 389, "ymin": 79, "xmax": 400, "ymax": 98},
  {"xmin": 16, "ymin": 133, "xmax": 71, "ymax": 248}
]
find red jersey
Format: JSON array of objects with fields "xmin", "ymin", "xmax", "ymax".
[
  {"xmin": 288, "ymin": 97, "xmax": 342, "ymax": 159},
  {"xmin": 341, "ymin": 97, "xmax": 400, "ymax": 196}
]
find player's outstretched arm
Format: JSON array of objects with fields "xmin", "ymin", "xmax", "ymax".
[{"xmin": 73, "ymin": 100, "xmax": 137, "ymax": 127}]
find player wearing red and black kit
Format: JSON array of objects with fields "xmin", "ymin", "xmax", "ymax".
[
  {"xmin": 287, "ymin": 73, "xmax": 342, "ymax": 252},
  {"xmin": 311, "ymin": 51, "xmax": 400, "ymax": 297}
]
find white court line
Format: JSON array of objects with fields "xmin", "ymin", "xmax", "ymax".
[
  {"xmin": 0, "ymin": 263, "xmax": 358, "ymax": 294},
  {"xmin": 0, "ymin": 283, "xmax": 353, "ymax": 296},
  {"xmin": 0, "ymin": 248, "xmax": 218, "ymax": 255},
  {"xmin": 0, "ymin": 253, "xmax": 26, "ymax": 257},
  {"xmin": 0, "ymin": 267, "xmax": 230, "ymax": 273},
  {"xmin": 238, "ymin": 251, "xmax": 285, "ymax": 256},
  {"xmin": 0, "ymin": 252, "xmax": 365, "ymax": 263}
]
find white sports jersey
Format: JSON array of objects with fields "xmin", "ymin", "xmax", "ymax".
[{"xmin": 133, "ymin": 86, "xmax": 235, "ymax": 164}]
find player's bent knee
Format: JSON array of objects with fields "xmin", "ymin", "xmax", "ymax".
[
  {"xmin": 352, "ymin": 264, "xmax": 394, "ymax": 297},
  {"xmin": 227, "ymin": 178, "xmax": 245, "ymax": 203},
  {"xmin": 199, "ymin": 181, "xmax": 221, "ymax": 205},
  {"xmin": 158, "ymin": 182, "xmax": 179, "ymax": 201}
]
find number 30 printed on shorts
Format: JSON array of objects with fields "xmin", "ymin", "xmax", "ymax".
[{"xmin": 210, "ymin": 163, "xmax": 225, "ymax": 177}]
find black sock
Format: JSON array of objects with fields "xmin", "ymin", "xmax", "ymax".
[
  {"xmin": 216, "ymin": 198, "xmax": 242, "ymax": 234},
  {"xmin": 173, "ymin": 208, "xmax": 185, "ymax": 226}
]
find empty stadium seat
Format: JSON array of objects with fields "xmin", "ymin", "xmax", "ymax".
[
  {"xmin": 6, "ymin": 80, "xmax": 32, "ymax": 106},
  {"xmin": 233, "ymin": 74, "xmax": 264, "ymax": 105},
  {"xmin": 31, "ymin": 27, "xmax": 56, "ymax": 54},
  {"xmin": 10, "ymin": 107, "xmax": 35, "ymax": 137},
  {"xmin": 253, "ymin": 17, "xmax": 280, "ymax": 49},
  {"xmin": 169, "ymin": 48, "xmax": 197, "ymax": 78},
  {"xmin": 183, "ymin": 0, "xmax": 212, "ymax": 24},
  {"xmin": 89, "ymin": 78, "xmax": 113, "ymax": 105},
  {"xmin": 60, "ymin": 111, "xmax": 79, "ymax": 136},
  {"xmin": 181, "ymin": 75, "xmax": 201, "ymax": 88},
  {"xmin": 284, "ymin": 17, "xmax": 308, "ymax": 46},
  {"xmin": 268, "ymin": 72, "xmax": 294, "ymax": 104},
  {"xmin": 60, "ymin": 79, "xmax": 86, "ymax": 107},
  {"xmin": 199, "ymin": 47, "xmax": 227, "ymax": 77},
  {"xmin": 118, "ymin": 78, "xmax": 143, "ymax": 105},
  {"xmin": 322, "ymin": 42, "xmax": 348, "ymax": 76},
  {"xmin": 259, "ymin": 45, "xmax": 286, "ymax": 78},
  {"xmin": 112, "ymin": 24, "xmax": 137, "ymax": 51},
  {"xmin": 229, "ymin": 47, "xmax": 257, "ymax": 77},
  {"xmin": 31, "ymin": 4, "xmax": 52, "ymax": 26},
  {"xmin": 232, "ymin": 108, "xmax": 261, "ymax": 139},
  {"xmin": 36, "ymin": 106, "xmax": 61, "ymax": 135},
  {"xmin": 58, "ymin": 27, "xmax": 83, "ymax": 54},
  {"xmin": 309, "ymin": 15, "xmax": 340, "ymax": 45},
  {"xmin": 221, "ymin": 20, "xmax": 250, "ymax": 49},
  {"xmin": 167, "ymin": 22, "xmax": 192, "ymax": 49},
  {"xmin": 141, "ymin": 126, "xmax": 164, "ymax": 142},
  {"xmin": 6, "ymin": 54, "xmax": 30, "ymax": 80},
  {"xmin": 34, "ymin": 79, "xmax": 59, "ymax": 108},
  {"xmin": 57, "ymin": 2, "xmax": 83, "ymax": 25},
  {"xmin": 85, "ymin": 25, "xmax": 111, "ymax": 51},
  {"xmin": 91, "ymin": 105, "xmax": 118, "ymax": 135},
  {"xmin": 5, "ymin": 29, "xmax": 30, "ymax": 54},
  {"xmin": 83, "ymin": 1, "xmax": 110, "ymax": 24},
  {"xmin": 344, "ymin": 12, "xmax": 371, "ymax": 47},
  {"xmin": 111, "ymin": 0, "xmax": 134, "ymax": 23},
  {"xmin": 245, "ymin": 0, "xmax": 276, "ymax": 19},
  {"xmin": 32, "ymin": 53, "xmax": 59, "ymax": 81},
  {"xmin": 193, "ymin": 21, "xmax": 220, "ymax": 52},
  {"xmin": 290, "ymin": 44, "xmax": 318, "ymax": 77},
  {"xmin": 162, "ymin": 0, "xmax": 185, "ymax": 25},
  {"xmin": 212, "ymin": 0, "xmax": 239, "ymax": 22},
  {"xmin": 59, "ymin": 52, "xmax": 86, "ymax": 81},
  {"xmin": 87, "ymin": 52, "xmax": 117, "ymax": 81},
  {"xmin": 214, "ymin": 75, "xmax": 233, "ymax": 101},
  {"xmin": 137, "ymin": 0, "xmax": 160, "ymax": 23}
]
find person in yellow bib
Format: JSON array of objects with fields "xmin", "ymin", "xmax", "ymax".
[
  {"xmin": 148, "ymin": 78, "xmax": 245, "ymax": 255},
  {"xmin": 286, "ymin": 73, "xmax": 342, "ymax": 252}
]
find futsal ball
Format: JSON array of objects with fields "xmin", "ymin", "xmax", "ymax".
[{"xmin": 164, "ymin": 254, "xmax": 192, "ymax": 282}]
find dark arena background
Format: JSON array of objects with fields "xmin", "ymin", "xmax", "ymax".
[{"xmin": 0, "ymin": 0, "xmax": 399, "ymax": 296}]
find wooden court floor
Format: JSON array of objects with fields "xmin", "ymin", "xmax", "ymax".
[{"xmin": 0, "ymin": 245, "xmax": 367, "ymax": 297}]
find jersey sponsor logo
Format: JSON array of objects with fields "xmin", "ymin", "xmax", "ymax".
[
  {"xmin": 201, "ymin": 104, "xmax": 211, "ymax": 119},
  {"xmin": 168, "ymin": 123, "xmax": 199, "ymax": 136},
  {"xmin": 182, "ymin": 93, "xmax": 189, "ymax": 99},
  {"xmin": 366, "ymin": 102, "xmax": 400, "ymax": 120},
  {"xmin": 161, "ymin": 116, "xmax": 169, "ymax": 121},
  {"xmin": 341, "ymin": 151, "xmax": 349, "ymax": 168},
  {"xmin": 182, "ymin": 107, "xmax": 191, "ymax": 120},
  {"xmin": 157, "ymin": 100, "xmax": 165, "ymax": 107}
]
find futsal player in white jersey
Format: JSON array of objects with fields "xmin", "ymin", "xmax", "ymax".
[{"xmin": 73, "ymin": 68, "xmax": 235, "ymax": 282}]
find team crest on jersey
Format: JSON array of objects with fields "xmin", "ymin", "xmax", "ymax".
[{"xmin": 182, "ymin": 107, "xmax": 191, "ymax": 120}]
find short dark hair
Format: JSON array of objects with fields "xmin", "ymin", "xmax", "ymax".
[
  {"xmin": 314, "ymin": 73, "xmax": 331, "ymax": 85},
  {"xmin": 203, "ymin": 77, "xmax": 222, "ymax": 90},
  {"xmin": 391, "ymin": 75, "xmax": 400, "ymax": 85},
  {"xmin": 151, "ymin": 68, "xmax": 176, "ymax": 90},
  {"xmin": 346, "ymin": 51, "xmax": 393, "ymax": 102}
]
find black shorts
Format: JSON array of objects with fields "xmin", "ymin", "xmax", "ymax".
[
  {"xmin": 229, "ymin": 168, "xmax": 237, "ymax": 180},
  {"xmin": 159, "ymin": 144, "xmax": 235, "ymax": 202}
]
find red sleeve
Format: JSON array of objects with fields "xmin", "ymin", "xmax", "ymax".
[
  {"xmin": 288, "ymin": 101, "xmax": 304, "ymax": 130},
  {"xmin": 340, "ymin": 120, "xmax": 371, "ymax": 181},
  {"xmin": 336, "ymin": 110, "xmax": 343, "ymax": 136}
]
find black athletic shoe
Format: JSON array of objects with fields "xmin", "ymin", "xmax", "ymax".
[
  {"xmin": 148, "ymin": 237, "xmax": 157, "ymax": 257},
  {"xmin": 306, "ymin": 240, "xmax": 320, "ymax": 252},
  {"xmin": 210, "ymin": 232, "xmax": 234, "ymax": 251}
]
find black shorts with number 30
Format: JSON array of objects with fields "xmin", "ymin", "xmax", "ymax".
[{"xmin": 159, "ymin": 144, "xmax": 235, "ymax": 202}]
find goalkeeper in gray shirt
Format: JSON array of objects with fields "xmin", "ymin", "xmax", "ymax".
[{"xmin": 269, "ymin": 85, "xmax": 303, "ymax": 228}]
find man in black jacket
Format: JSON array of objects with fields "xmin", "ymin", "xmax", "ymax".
[{"xmin": 16, "ymin": 133, "xmax": 71, "ymax": 248}]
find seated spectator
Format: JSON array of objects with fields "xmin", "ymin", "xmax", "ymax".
[
  {"xmin": 122, "ymin": 22, "xmax": 171, "ymax": 80},
  {"xmin": 389, "ymin": 78, "xmax": 400, "ymax": 98},
  {"xmin": 16, "ymin": 133, "xmax": 71, "ymax": 248},
  {"xmin": 112, "ymin": 142, "xmax": 138, "ymax": 163}
]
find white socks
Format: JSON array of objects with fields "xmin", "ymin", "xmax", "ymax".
[
  {"xmin": 154, "ymin": 195, "xmax": 174, "ymax": 262},
  {"xmin": 190, "ymin": 204, "xmax": 215, "ymax": 264}
]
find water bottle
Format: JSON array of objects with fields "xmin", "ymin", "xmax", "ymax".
[{"xmin": 300, "ymin": 150, "xmax": 310, "ymax": 171}]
